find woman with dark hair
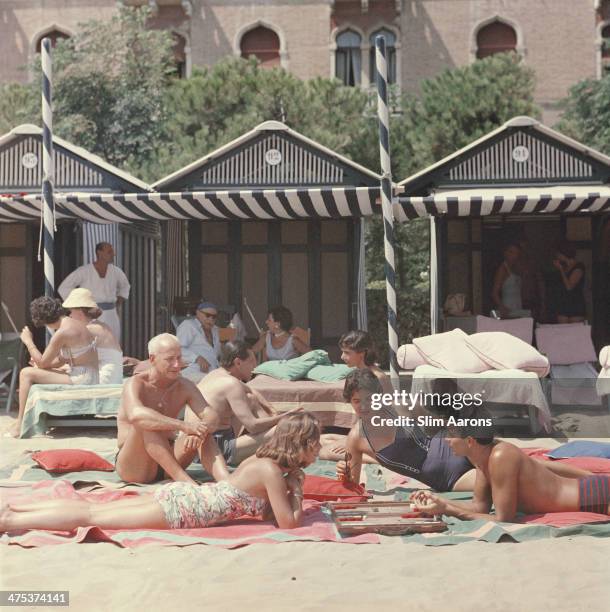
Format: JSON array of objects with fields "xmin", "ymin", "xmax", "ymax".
[
  {"xmin": 552, "ymin": 240, "xmax": 586, "ymax": 323},
  {"xmin": 339, "ymin": 330, "xmax": 391, "ymax": 393},
  {"xmin": 0, "ymin": 413, "xmax": 321, "ymax": 532},
  {"xmin": 251, "ymin": 305, "xmax": 310, "ymax": 361},
  {"xmin": 8, "ymin": 296, "xmax": 98, "ymax": 437}
]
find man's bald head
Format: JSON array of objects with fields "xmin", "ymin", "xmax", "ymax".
[{"xmin": 148, "ymin": 333, "xmax": 180, "ymax": 356}]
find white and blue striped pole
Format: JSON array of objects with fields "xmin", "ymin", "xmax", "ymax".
[
  {"xmin": 41, "ymin": 37, "xmax": 55, "ymax": 303},
  {"xmin": 375, "ymin": 35, "xmax": 400, "ymax": 391}
]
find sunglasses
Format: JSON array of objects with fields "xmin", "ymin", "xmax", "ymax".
[{"xmin": 199, "ymin": 311, "xmax": 217, "ymax": 319}]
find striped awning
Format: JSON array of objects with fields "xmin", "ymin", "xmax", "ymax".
[
  {"xmin": 0, "ymin": 187, "xmax": 380, "ymax": 223},
  {"xmin": 395, "ymin": 186, "xmax": 610, "ymax": 221}
]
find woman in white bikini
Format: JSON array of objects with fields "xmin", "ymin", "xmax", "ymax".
[
  {"xmin": 0, "ymin": 413, "xmax": 321, "ymax": 532},
  {"xmin": 251, "ymin": 305, "xmax": 310, "ymax": 362},
  {"xmin": 64, "ymin": 288, "xmax": 123, "ymax": 384},
  {"xmin": 8, "ymin": 296, "xmax": 98, "ymax": 437}
]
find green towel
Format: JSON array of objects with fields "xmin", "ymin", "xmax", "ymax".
[{"xmin": 253, "ymin": 349, "xmax": 331, "ymax": 380}]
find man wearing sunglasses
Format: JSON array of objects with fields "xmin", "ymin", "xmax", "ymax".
[{"xmin": 176, "ymin": 301, "xmax": 222, "ymax": 383}]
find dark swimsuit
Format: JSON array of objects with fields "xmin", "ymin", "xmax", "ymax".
[
  {"xmin": 362, "ymin": 407, "xmax": 472, "ymax": 491},
  {"xmin": 213, "ymin": 428, "xmax": 237, "ymax": 465}
]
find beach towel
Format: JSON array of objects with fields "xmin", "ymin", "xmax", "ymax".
[{"xmin": 0, "ymin": 481, "xmax": 378, "ymax": 549}]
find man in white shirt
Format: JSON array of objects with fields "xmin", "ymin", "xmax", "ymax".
[
  {"xmin": 58, "ymin": 242, "xmax": 130, "ymax": 341},
  {"xmin": 176, "ymin": 301, "xmax": 221, "ymax": 383}
]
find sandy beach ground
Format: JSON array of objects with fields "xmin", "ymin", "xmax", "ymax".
[{"xmin": 1, "ymin": 413, "xmax": 610, "ymax": 612}]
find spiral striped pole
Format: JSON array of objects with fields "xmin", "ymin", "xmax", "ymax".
[
  {"xmin": 375, "ymin": 35, "xmax": 399, "ymax": 391},
  {"xmin": 41, "ymin": 37, "xmax": 55, "ymax": 302}
]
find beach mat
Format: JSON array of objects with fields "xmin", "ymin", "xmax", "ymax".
[{"xmin": 0, "ymin": 480, "xmax": 378, "ymax": 549}]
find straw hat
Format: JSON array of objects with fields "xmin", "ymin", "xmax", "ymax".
[{"xmin": 62, "ymin": 288, "xmax": 98, "ymax": 309}]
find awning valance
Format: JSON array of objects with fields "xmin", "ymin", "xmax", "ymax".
[
  {"xmin": 0, "ymin": 187, "xmax": 380, "ymax": 223},
  {"xmin": 395, "ymin": 186, "xmax": 610, "ymax": 221}
]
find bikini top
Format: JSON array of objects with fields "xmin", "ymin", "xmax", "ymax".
[{"xmin": 60, "ymin": 338, "xmax": 97, "ymax": 367}]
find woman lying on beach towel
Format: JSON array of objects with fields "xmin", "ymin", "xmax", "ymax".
[{"xmin": 0, "ymin": 413, "xmax": 321, "ymax": 532}]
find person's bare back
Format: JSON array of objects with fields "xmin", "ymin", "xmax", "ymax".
[{"xmin": 195, "ymin": 368, "xmax": 247, "ymax": 434}]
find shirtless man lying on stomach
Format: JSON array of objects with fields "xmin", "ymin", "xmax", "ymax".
[{"xmin": 413, "ymin": 411, "xmax": 604, "ymax": 521}]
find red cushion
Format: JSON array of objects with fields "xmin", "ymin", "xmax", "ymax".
[
  {"xmin": 31, "ymin": 449, "xmax": 114, "ymax": 473},
  {"xmin": 302, "ymin": 475, "xmax": 369, "ymax": 502}
]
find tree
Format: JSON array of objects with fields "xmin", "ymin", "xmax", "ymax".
[
  {"xmin": 0, "ymin": 7, "xmax": 174, "ymax": 173},
  {"xmin": 558, "ymin": 73, "xmax": 610, "ymax": 157}
]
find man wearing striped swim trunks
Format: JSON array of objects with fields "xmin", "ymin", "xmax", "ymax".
[{"xmin": 410, "ymin": 415, "xmax": 605, "ymax": 522}]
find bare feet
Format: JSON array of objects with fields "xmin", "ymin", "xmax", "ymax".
[
  {"xmin": 0, "ymin": 505, "xmax": 12, "ymax": 531},
  {"xmin": 6, "ymin": 420, "xmax": 21, "ymax": 438}
]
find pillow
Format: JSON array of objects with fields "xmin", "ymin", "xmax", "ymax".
[
  {"xmin": 546, "ymin": 441, "xmax": 610, "ymax": 460},
  {"xmin": 302, "ymin": 475, "xmax": 369, "ymax": 502},
  {"xmin": 599, "ymin": 346, "xmax": 609, "ymax": 369},
  {"xmin": 397, "ymin": 344, "xmax": 427, "ymax": 370},
  {"xmin": 307, "ymin": 364, "xmax": 355, "ymax": 383},
  {"xmin": 413, "ymin": 329, "xmax": 489, "ymax": 373},
  {"xmin": 31, "ymin": 449, "xmax": 114, "ymax": 473},
  {"xmin": 475, "ymin": 315, "xmax": 534, "ymax": 345},
  {"xmin": 253, "ymin": 350, "xmax": 331, "ymax": 381},
  {"xmin": 535, "ymin": 324, "xmax": 596, "ymax": 365},
  {"xmin": 465, "ymin": 332, "xmax": 550, "ymax": 377}
]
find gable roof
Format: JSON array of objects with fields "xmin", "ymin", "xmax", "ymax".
[
  {"xmin": 398, "ymin": 116, "xmax": 610, "ymax": 195},
  {"xmin": 152, "ymin": 120, "xmax": 380, "ymax": 190},
  {"xmin": 0, "ymin": 124, "xmax": 150, "ymax": 193}
]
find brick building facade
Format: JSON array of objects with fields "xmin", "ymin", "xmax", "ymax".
[{"xmin": 1, "ymin": 0, "xmax": 609, "ymax": 124}]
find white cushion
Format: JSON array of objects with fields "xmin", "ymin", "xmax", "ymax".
[
  {"xmin": 465, "ymin": 332, "xmax": 550, "ymax": 377},
  {"xmin": 397, "ymin": 344, "xmax": 427, "ymax": 370},
  {"xmin": 475, "ymin": 315, "xmax": 534, "ymax": 345},
  {"xmin": 413, "ymin": 329, "xmax": 489, "ymax": 373},
  {"xmin": 535, "ymin": 324, "xmax": 597, "ymax": 365},
  {"xmin": 599, "ymin": 346, "xmax": 609, "ymax": 369}
]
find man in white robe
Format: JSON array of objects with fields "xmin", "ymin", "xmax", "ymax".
[
  {"xmin": 176, "ymin": 302, "xmax": 221, "ymax": 383},
  {"xmin": 58, "ymin": 242, "xmax": 130, "ymax": 341}
]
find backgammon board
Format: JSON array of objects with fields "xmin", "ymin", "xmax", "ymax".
[{"xmin": 326, "ymin": 501, "xmax": 447, "ymax": 536}]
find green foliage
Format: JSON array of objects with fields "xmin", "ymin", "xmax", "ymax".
[
  {"xmin": 0, "ymin": 28, "xmax": 540, "ymax": 362},
  {"xmin": 557, "ymin": 73, "xmax": 610, "ymax": 157}
]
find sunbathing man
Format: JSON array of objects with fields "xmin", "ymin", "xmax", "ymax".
[
  {"xmin": 115, "ymin": 333, "xmax": 227, "ymax": 485},
  {"xmin": 175, "ymin": 340, "xmax": 301, "ymax": 469},
  {"xmin": 412, "ymin": 413, "xmax": 606, "ymax": 521}
]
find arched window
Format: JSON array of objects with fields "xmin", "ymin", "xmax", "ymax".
[
  {"xmin": 369, "ymin": 28, "xmax": 397, "ymax": 85},
  {"xmin": 35, "ymin": 30, "xmax": 69, "ymax": 53},
  {"xmin": 476, "ymin": 21, "xmax": 517, "ymax": 59},
  {"xmin": 602, "ymin": 24, "xmax": 610, "ymax": 76},
  {"xmin": 335, "ymin": 29, "xmax": 362, "ymax": 86},
  {"xmin": 240, "ymin": 26, "xmax": 280, "ymax": 68},
  {"xmin": 172, "ymin": 33, "xmax": 187, "ymax": 78}
]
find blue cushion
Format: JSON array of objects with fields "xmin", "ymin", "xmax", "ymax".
[{"xmin": 547, "ymin": 441, "xmax": 610, "ymax": 459}]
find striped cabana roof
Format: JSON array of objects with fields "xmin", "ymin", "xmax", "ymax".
[
  {"xmin": 0, "ymin": 186, "xmax": 381, "ymax": 223},
  {"xmin": 395, "ymin": 186, "xmax": 610, "ymax": 221}
]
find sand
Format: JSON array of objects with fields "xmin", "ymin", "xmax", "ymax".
[{"xmin": 1, "ymin": 414, "xmax": 610, "ymax": 612}]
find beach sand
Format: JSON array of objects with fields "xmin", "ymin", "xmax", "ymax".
[{"xmin": 1, "ymin": 414, "xmax": 609, "ymax": 612}]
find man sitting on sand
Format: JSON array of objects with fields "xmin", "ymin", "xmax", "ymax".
[
  {"xmin": 412, "ymin": 412, "xmax": 603, "ymax": 521},
  {"xmin": 175, "ymin": 340, "xmax": 300, "ymax": 469},
  {"xmin": 115, "ymin": 333, "xmax": 228, "ymax": 485}
]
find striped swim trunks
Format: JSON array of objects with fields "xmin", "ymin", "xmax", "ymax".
[{"xmin": 578, "ymin": 475, "xmax": 610, "ymax": 515}]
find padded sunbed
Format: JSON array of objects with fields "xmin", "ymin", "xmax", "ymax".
[
  {"xmin": 20, "ymin": 384, "xmax": 121, "ymax": 438},
  {"xmin": 248, "ymin": 374, "xmax": 354, "ymax": 428},
  {"xmin": 410, "ymin": 365, "xmax": 552, "ymax": 434}
]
